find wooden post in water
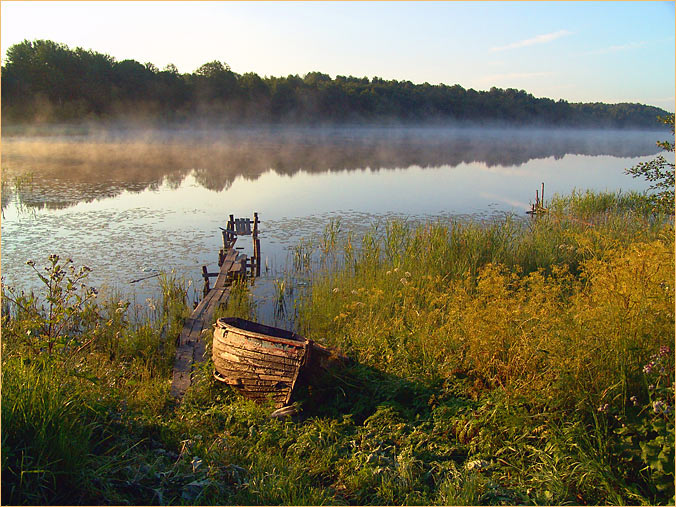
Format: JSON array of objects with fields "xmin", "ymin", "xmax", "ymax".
[
  {"xmin": 541, "ymin": 182, "xmax": 545, "ymax": 209},
  {"xmin": 255, "ymin": 238, "xmax": 261, "ymax": 277},
  {"xmin": 535, "ymin": 189, "xmax": 540, "ymax": 209},
  {"xmin": 222, "ymin": 228, "xmax": 229, "ymax": 249},
  {"xmin": 202, "ymin": 265, "xmax": 210, "ymax": 297},
  {"xmin": 252, "ymin": 212, "xmax": 260, "ymax": 277}
]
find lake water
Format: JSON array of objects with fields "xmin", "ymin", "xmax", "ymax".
[{"xmin": 0, "ymin": 125, "xmax": 666, "ymax": 325}]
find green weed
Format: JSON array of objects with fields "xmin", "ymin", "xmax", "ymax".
[{"xmin": 2, "ymin": 190, "xmax": 673, "ymax": 505}]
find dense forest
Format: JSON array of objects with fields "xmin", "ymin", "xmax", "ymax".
[{"xmin": 1, "ymin": 39, "xmax": 669, "ymax": 127}]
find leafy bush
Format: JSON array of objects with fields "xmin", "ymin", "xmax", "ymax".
[{"xmin": 626, "ymin": 114, "xmax": 675, "ymax": 214}]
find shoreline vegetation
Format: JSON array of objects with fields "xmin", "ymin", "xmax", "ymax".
[
  {"xmin": 1, "ymin": 39, "xmax": 670, "ymax": 128},
  {"xmin": 2, "ymin": 189, "xmax": 674, "ymax": 505}
]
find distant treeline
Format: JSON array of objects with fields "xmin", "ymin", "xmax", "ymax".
[{"xmin": 1, "ymin": 39, "xmax": 669, "ymax": 127}]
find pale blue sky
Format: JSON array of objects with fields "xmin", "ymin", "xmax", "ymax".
[{"xmin": 1, "ymin": 1, "xmax": 674, "ymax": 111}]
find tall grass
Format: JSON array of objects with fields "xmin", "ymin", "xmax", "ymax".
[
  {"xmin": 2, "ymin": 190, "xmax": 673, "ymax": 505},
  {"xmin": 1, "ymin": 263, "xmax": 192, "ymax": 504},
  {"xmin": 2, "ymin": 357, "xmax": 99, "ymax": 504},
  {"xmin": 294, "ymin": 190, "xmax": 674, "ymax": 503}
]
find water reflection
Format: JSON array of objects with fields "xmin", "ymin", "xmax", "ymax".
[
  {"xmin": 1, "ymin": 125, "xmax": 668, "ymax": 326},
  {"xmin": 1, "ymin": 126, "xmax": 662, "ymax": 210}
]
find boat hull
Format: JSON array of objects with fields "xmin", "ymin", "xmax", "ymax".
[{"xmin": 212, "ymin": 317, "xmax": 309, "ymax": 407}]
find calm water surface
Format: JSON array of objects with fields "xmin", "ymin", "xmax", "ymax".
[{"xmin": 1, "ymin": 125, "xmax": 665, "ymax": 325}]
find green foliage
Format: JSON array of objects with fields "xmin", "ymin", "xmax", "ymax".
[
  {"xmin": 1, "ymin": 191, "xmax": 673, "ymax": 505},
  {"xmin": 1, "ymin": 357, "xmax": 103, "ymax": 504},
  {"xmin": 2, "ymin": 255, "xmax": 99, "ymax": 357},
  {"xmin": 294, "ymin": 191, "xmax": 673, "ymax": 504},
  {"xmin": 195, "ymin": 60, "xmax": 232, "ymax": 77},
  {"xmin": 2, "ymin": 257, "xmax": 192, "ymax": 505},
  {"xmin": 614, "ymin": 346, "xmax": 675, "ymax": 502},
  {"xmin": 212, "ymin": 278, "xmax": 256, "ymax": 329},
  {"xmin": 1, "ymin": 38, "xmax": 670, "ymax": 126},
  {"xmin": 626, "ymin": 114, "xmax": 675, "ymax": 214}
]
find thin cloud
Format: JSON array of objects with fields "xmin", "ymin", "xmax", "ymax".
[
  {"xmin": 586, "ymin": 41, "xmax": 648, "ymax": 55},
  {"xmin": 491, "ymin": 30, "xmax": 573, "ymax": 52}
]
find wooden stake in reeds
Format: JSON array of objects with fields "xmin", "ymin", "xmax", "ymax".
[
  {"xmin": 252, "ymin": 212, "xmax": 261, "ymax": 277},
  {"xmin": 541, "ymin": 182, "xmax": 545, "ymax": 208},
  {"xmin": 202, "ymin": 265, "xmax": 210, "ymax": 297},
  {"xmin": 527, "ymin": 182, "xmax": 547, "ymax": 215}
]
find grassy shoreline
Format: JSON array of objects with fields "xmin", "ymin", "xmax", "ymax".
[{"xmin": 2, "ymin": 190, "xmax": 674, "ymax": 505}]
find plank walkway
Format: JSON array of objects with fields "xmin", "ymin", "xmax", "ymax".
[
  {"xmin": 170, "ymin": 213, "xmax": 260, "ymax": 400},
  {"xmin": 170, "ymin": 242, "xmax": 246, "ymax": 399}
]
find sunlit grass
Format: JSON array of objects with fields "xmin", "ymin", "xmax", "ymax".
[{"xmin": 1, "ymin": 190, "xmax": 673, "ymax": 505}]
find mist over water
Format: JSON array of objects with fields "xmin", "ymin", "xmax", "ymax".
[
  {"xmin": 1, "ymin": 124, "xmax": 663, "ymax": 209},
  {"xmin": 1, "ymin": 124, "xmax": 667, "ymax": 324}
]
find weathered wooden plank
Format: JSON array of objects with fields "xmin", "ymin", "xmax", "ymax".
[
  {"xmin": 226, "ymin": 381, "xmax": 289, "ymax": 394},
  {"xmin": 200, "ymin": 288, "xmax": 228, "ymax": 315},
  {"xmin": 213, "ymin": 356, "xmax": 298, "ymax": 376},
  {"xmin": 213, "ymin": 373, "xmax": 292, "ymax": 390},
  {"xmin": 214, "ymin": 344, "xmax": 302, "ymax": 369},
  {"xmin": 213, "ymin": 346, "xmax": 300, "ymax": 366},
  {"xmin": 233, "ymin": 387, "xmax": 290, "ymax": 395},
  {"xmin": 191, "ymin": 289, "xmax": 217, "ymax": 321},
  {"xmin": 215, "ymin": 320, "xmax": 305, "ymax": 346},
  {"xmin": 214, "ymin": 356, "xmax": 298, "ymax": 377},
  {"xmin": 235, "ymin": 218, "xmax": 252, "ymax": 235},
  {"xmin": 214, "ymin": 332, "xmax": 301, "ymax": 356},
  {"xmin": 193, "ymin": 324, "xmax": 211, "ymax": 364},
  {"xmin": 229, "ymin": 258, "xmax": 244, "ymax": 272},
  {"xmin": 172, "ymin": 246, "xmax": 237, "ymax": 397},
  {"xmin": 214, "ymin": 351, "xmax": 300, "ymax": 374},
  {"xmin": 214, "ymin": 330, "xmax": 302, "ymax": 353},
  {"xmin": 220, "ymin": 383, "xmax": 290, "ymax": 396},
  {"xmin": 238, "ymin": 391, "xmax": 287, "ymax": 400},
  {"xmin": 213, "ymin": 354, "xmax": 298, "ymax": 376},
  {"xmin": 214, "ymin": 332, "xmax": 304, "ymax": 358},
  {"xmin": 214, "ymin": 345, "xmax": 301, "ymax": 368},
  {"xmin": 178, "ymin": 318, "xmax": 196, "ymax": 346},
  {"xmin": 172, "ymin": 220, "xmax": 265, "ymax": 400},
  {"xmin": 214, "ymin": 342, "xmax": 302, "ymax": 366},
  {"xmin": 214, "ymin": 250, "xmax": 238, "ymax": 289},
  {"xmin": 170, "ymin": 344, "xmax": 195, "ymax": 397}
]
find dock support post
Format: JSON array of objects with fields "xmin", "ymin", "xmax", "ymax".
[
  {"xmin": 541, "ymin": 182, "xmax": 545, "ymax": 208},
  {"xmin": 252, "ymin": 212, "xmax": 260, "ymax": 277},
  {"xmin": 202, "ymin": 265, "xmax": 210, "ymax": 297},
  {"xmin": 222, "ymin": 229, "xmax": 229, "ymax": 249},
  {"xmin": 254, "ymin": 239, "xmax": 261, "ymax": 277}
]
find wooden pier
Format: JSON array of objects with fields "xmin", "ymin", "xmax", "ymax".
[
  {"xmin": 171, "ymin": 212, "xmax": 261, "ymax": 399},
  {"xmin": 526, "ymin": 182, "xmax": 548, "ymax": 215}
]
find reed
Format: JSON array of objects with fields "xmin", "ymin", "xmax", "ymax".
[
  {"xmin": 292, "ymin": 238, "xmax": 315, "ymax": 272},
  {"xmin": 1, "ymin": 190, "xmax": 673, "ymax": 505},
  {"xmin": 295, "ymin": 190, "xmax": 674, "ymax": 504}
]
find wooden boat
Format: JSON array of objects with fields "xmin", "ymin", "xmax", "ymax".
[{"xmin": 212, "ymin": 317, "xmax": 347, "ymax": 408}]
